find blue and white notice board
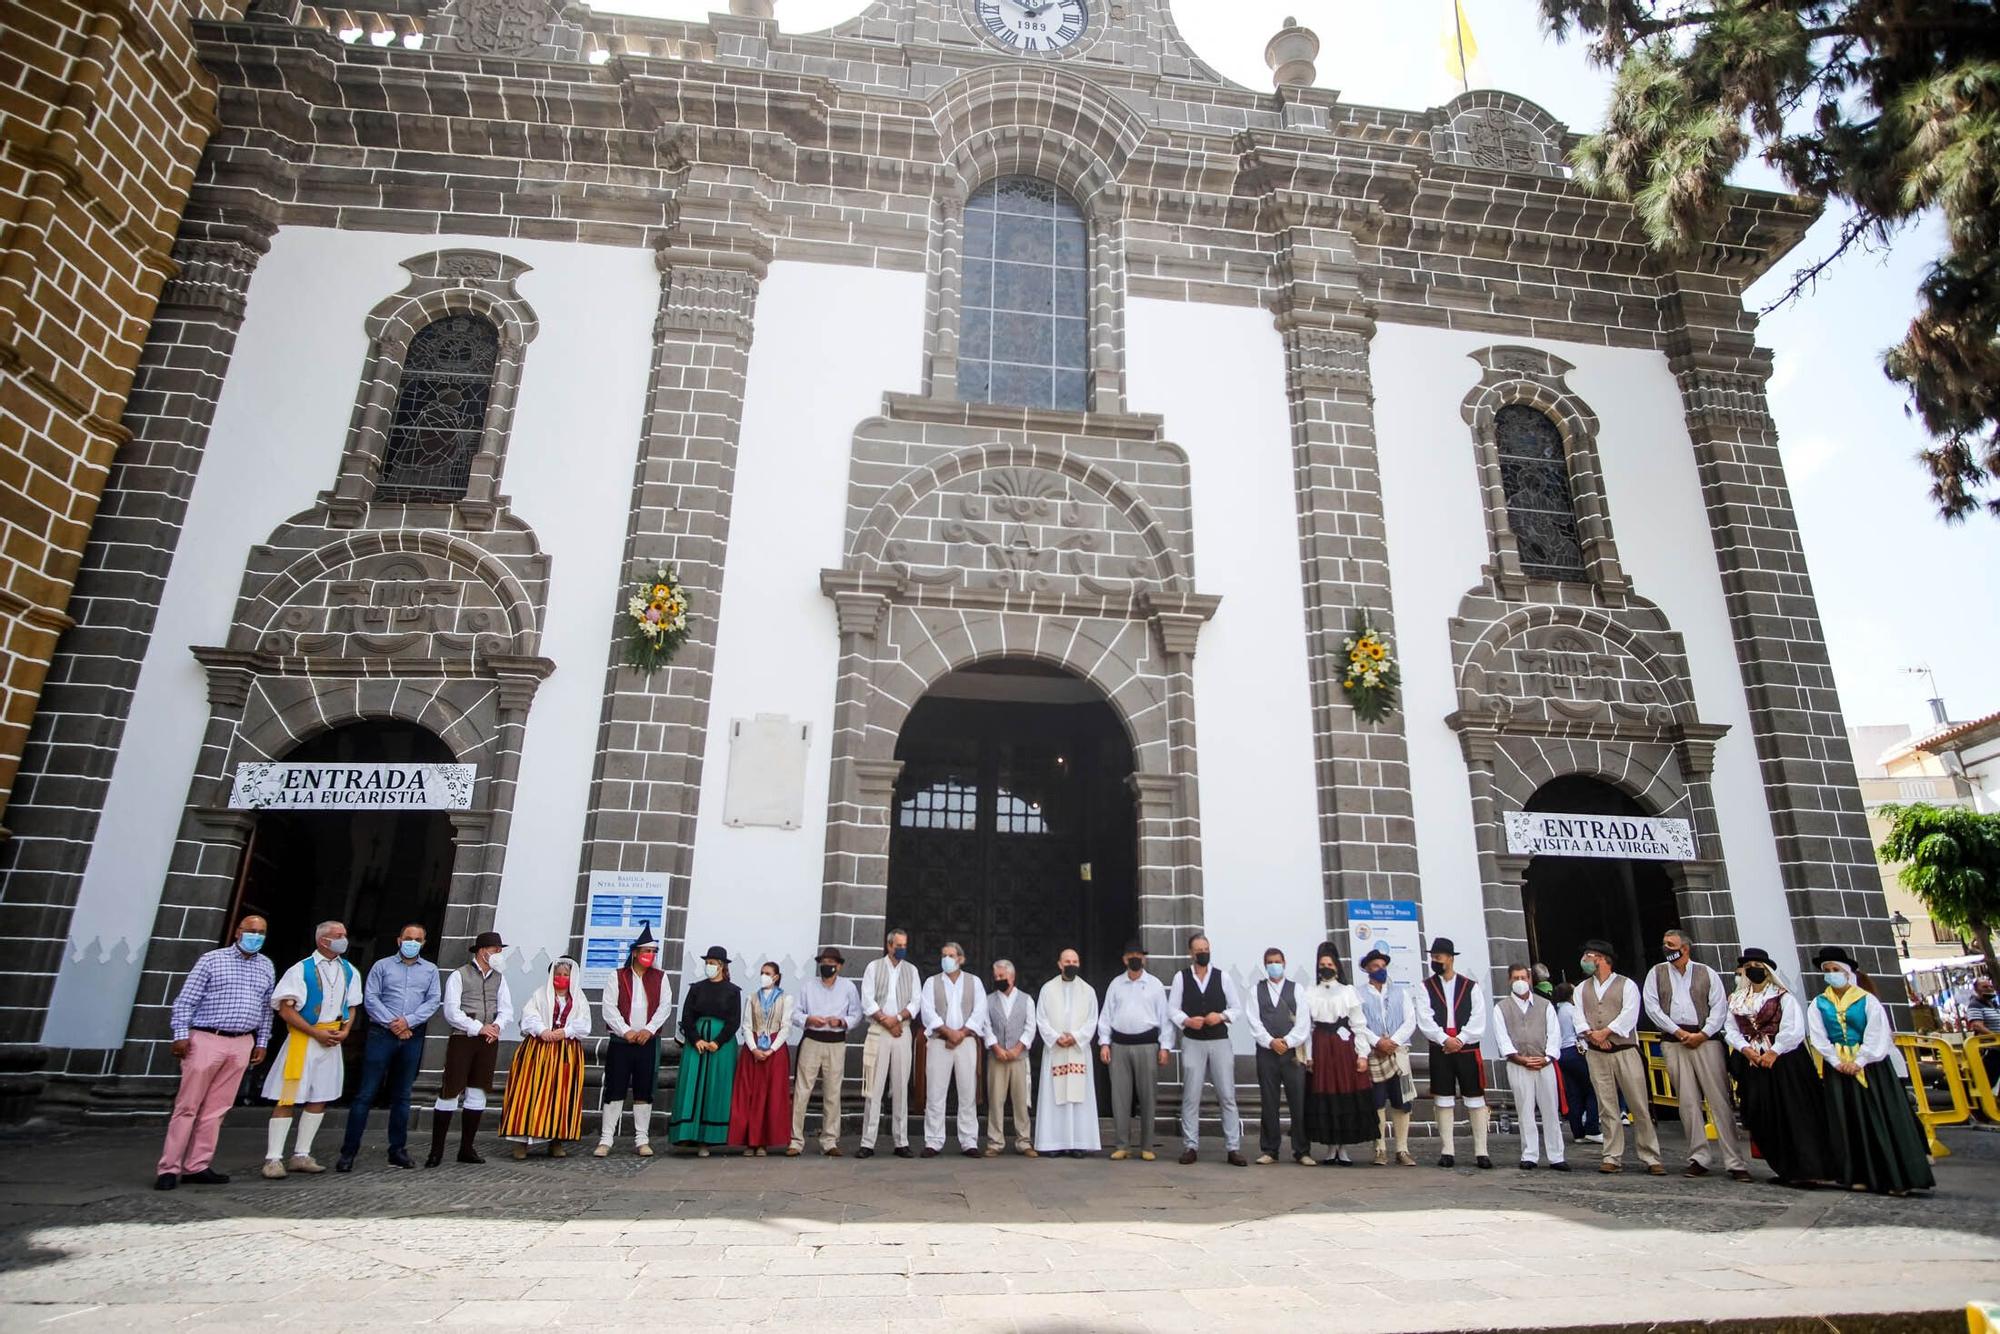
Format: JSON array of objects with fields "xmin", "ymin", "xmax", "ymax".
[
  {"xmin": 1344, "ymin": 899, "xmax": 1423, "ymax": 989},
  {"xmin": 580, "ymin": 870, "xmax": 668, "ymax": 992}
]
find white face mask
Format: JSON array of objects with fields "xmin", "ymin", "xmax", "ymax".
[
  {"xmin": 705, "ymin": 962, "xmax": 721, "ymax": 980},
  {"xmin": 940, "ymin": 956, "xmax": 960, "ymax": 975},
  {"xmin": 1510, "ymin": 979, "xmax": 1532, "ymax": 998}
]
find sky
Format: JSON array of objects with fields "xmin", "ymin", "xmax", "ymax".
[{"xmin": 614, "ymin": 0, "xmax": 2000, "ymax": 737}]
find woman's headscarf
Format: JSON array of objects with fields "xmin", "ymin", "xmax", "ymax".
[{"xmin": 530, "ymin": 955, "xmax": 581, "ymax": 1030}]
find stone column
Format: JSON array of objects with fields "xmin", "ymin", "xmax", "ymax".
[
  {"xmin": 1660, "ymin": 274, "xmax": 1899, "ymax": 996},
  {"xmin": 570, "ymin": 228, "xmax": 768, "ymax": 980},
  {"xmin": 1672, "ymin": 725, "xmax": 1745, "ymax": 966},
  {"xmin": 1272, "ymin": 226, "xmax": 1422, "ymax": 934},
  {"xmin": 0, "ymin": 207, "xmax": 272, "ymax": 1051},
  {"xmin": 813, "ymin": 575, "xmax": 898, "ymax": 961}
]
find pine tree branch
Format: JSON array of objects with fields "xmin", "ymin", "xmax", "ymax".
[{"xmin": 1756, "ymin": 211, "xmax": 1882, "ymax": 315}]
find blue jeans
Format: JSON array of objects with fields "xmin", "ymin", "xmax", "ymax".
[{"xmin": 341, "ymin": 1025, "xmax": 424, "ymax": 1157}]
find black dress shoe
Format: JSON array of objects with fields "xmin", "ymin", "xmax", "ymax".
[
  {"xmin": 855, "ymin": 1146, "xmax": 875, "ymax": 1159},
  {"xmin": 1437, "ymin": 1154, "xmax": 1455, "ymax": 1168},
  {"xmin": 1475, "ymin": 1156, "xmax": 1493, "ymax": 1170},
  {"xmin": 1548, "ymin": 1161, "xmax": 1572, "ymax": 1172},
  {"xmin": 334, "ymin": 1155, "xmax": 355, "ymax": 1174},
  {"xmin": 962, "ymin": 1147, "xmax": 981, "ymax": 1159},
  {"xmin": 181, "ymin": 1169, "xmax": 229, "ymax": 1185},
  {"xmin": 1518, "ymin": 1160, "xmax": 1536, "ymax": 1171},
  {"xmin": 154, "ymin": 1173, "xmax": 177, "ymax": 1191},
  {"xmin": 1226, "ymin": 1151, "xmax": 1249, "ymax": 1168},
  {"xmin": 387, "ymin": 1151, "xmax": 416, "ymax": 1169},
  {"xmin": 893, "ymin": 1146, "xmax": 914, "ymax": 1158},
  {"xmin": 920, "ymin": 1147, "xmax": 939, "ymax": 1158}
]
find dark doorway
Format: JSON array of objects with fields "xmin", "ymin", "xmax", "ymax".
[
  {"xmin": 236, "ymin": 720, "xmax": 459, "ymax": 1098},
  {"xmin": 886, "ymin": 660, "xmax": 1138, "ymax": 994},
  {"xmin": 1521, "ymin": 775, "xmax": 1680, "ymax": 988},
  {"xmin": 887, "ymin": 660, "xmax": 1139, "ymax": 1120}
]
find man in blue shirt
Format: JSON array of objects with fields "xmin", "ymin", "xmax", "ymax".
[{"xmin": 336, "ymin": 923, "xmax": 440, "ymax": 1172}]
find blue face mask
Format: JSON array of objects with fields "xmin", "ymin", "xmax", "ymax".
[
  {"xmin": 238, "ymin": 932, "xmax": 264, "ymax": 955},
  {"xmin": 399, "ymin": 939, "xmax": 423, "ymax": 960},
  {"xmin": 1366, "ymin": 967, "xmax": 1389, "ymax": 985},
  {"xmin": 1265, "ymin": 962, "xmax": 1285, "ymax": 981},
  {"xmin": 940, "ymin": 957, "xmax": 959, "ymax": 975},
  {"xmin": 893, "ymin": 947, "xmax": 907, "ymax": 962}
]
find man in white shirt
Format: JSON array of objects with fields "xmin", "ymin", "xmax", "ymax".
[
  {"xmin": 1245, "ymin": 946, "xmax": 1311, "ymax": 1165},
  {"xmin": 1169, "ymin": 932, "xmax": 1247, "ymax": 1167},
  {"xmin": 983, "ymin": 958, "xmax": 1037, "ymax": 1157},
  {"xmin": 789, "ymin": 945, "xmax": 862, "ymax": 1157},
  {"xmin": 920, "ymin": 941, "xmax": 989, "ymax": 1157},
  {"xmin": 1097, "ymin": 940, "xmax": 1171, "ymax": 1161},
  {"xmin": 597, "ymin": 926, "xmax": 672, "ymax": 1158},
  {"xmin": 1577, "ymin": 938, "xmax": 1663, "ymax": 1175},
  {"xmin": 261, "ymin": 920, "xmax": 362, "ymax": 1178},
  {"xmin": 858, "ymin": 928, "xmax": 921, "ymax": 1159},
  {"xmin": 1493, "ymin": 964, "xmax": 1569, "ymax": 1171},
  {"xmin": 1357, "ymin": 948, "xmax": 1418, "ymax": 1166},
  {"xmin": 1415, "ymin": 937, "xmax": 1490, "ymax": 1169},
  {"xmin": 429, "ymin": 930, "xmax": 513, "ymax": 1168},
  {"xmin": 1643, "ymin": 928, "xmax": 1750, "ymax": 1181}
]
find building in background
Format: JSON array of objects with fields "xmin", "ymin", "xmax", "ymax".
[
  {"xmin": 0, "ymin": 1, "xmax": 232, "ymax": 837},
  {"xmin": 0, "ymin": 0, "xmax": 1900, "ymax": 1114}
]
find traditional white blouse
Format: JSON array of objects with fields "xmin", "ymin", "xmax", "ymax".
[
  {"xmin": 518, "ymin": 989, "xmax": 591, "ymax": 1039},
  {"xmin": 1721, "ymin": 985, "xmax": 1805, "ymax": 1056}
]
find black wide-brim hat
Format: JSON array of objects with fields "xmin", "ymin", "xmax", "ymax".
[
  {"xmin": 1427, "ymin": 937, "xmax": 1457, "ymax": 956},
  {"xmin": 473, "ymin": 930, "xmax": 505, "ymax": 951},
  {"xmin": 1737, "ymin": 947, "xmax": 1777, "ymax": 968},
  {"xmin": 1581, "ymin": 938, "xmax": 1617, "ymax": 962},
  {"xmin": 817, "ymin": 945, "xmax": 845, "ymax": 965},
  {"xmin": 1360, "ymin": 949, "xmax": 1391, "ymax": 969},
  {"xmin": 702, "ymin": 944, "xmax": 731, "ymax": 964},
  {"xmin": 1813, "ymin": 945, "xmax": 1859, "ymax": 970}
]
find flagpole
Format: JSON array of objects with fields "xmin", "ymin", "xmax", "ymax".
[{"xmin": 1454, "ymin": 0, "xmax": 1469, "ymax": 94}]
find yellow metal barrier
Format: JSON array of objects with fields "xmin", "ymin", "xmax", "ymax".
[
  {"xmin": 1894, "ymin": 1033, "xmax": 1970, "ymax": 1158},
  {"xmin": 1638, "ymin": 1030, "xmax": 1718, "ymax": 1139},
  {"xmin": 1963, "ymin": 1034, "xmax": 2000, "ymax": 1124}
]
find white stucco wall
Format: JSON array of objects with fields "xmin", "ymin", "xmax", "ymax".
[
  {"xmin": 43, "ymin": 229, "xmax": 658, "ymax": 1047},
  {"xmin": 672, "ymin": 261, "xmax": 927, "ymax": 997},
  {"xmin": 1372, "ymin": 323, "xmax": 1801, "ymax": 981},
  {"xmin": 1127, "ymin": 297, "xmax": 1330, "ymax": 991}
]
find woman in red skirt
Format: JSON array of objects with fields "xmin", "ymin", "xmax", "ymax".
[
  {"xmin": 728, "ymin": 960, "xmax": 794, "ymax": 1155},
  {"xmin": 1304, "ymin": 941, "xmax": 1379, "ymax": 1166}
]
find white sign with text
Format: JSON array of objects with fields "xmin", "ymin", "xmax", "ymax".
[
  {"xmin": 1505, "ymin": 810, "xmax": 1695, "ymax": 861},
  {"xmin": 230, "ymin": 762, "xmax": 475, "ymax": 810}
]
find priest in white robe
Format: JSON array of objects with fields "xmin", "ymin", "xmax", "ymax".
[{"xmin": 1034, "ymin": 948, "xmax": 1101, "ymax": 1156}]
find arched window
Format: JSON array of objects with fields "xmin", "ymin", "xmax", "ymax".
[
  {"xmin": 959, "ymin": 176, "xmax": 1089, "ymax": 411},
  {"xmin": 1494, "ymin": 403, "xmax": 1586, "ymax": 582},
  {"xmin": 377, "ymin": 313, "xmax": 500, "ymax": 500}
]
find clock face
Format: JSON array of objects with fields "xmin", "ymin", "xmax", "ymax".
[{"xmin": 973, "ymin": 0, "xmax": 1089, "ymax": 54}]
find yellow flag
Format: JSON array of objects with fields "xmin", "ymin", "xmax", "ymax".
[{"xmin": 1442, "ymin": 0, "xmax": 1480, "ymax": 90}]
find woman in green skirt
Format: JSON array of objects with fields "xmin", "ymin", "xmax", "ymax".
[
  {"xmin": 670, "ymin": 944, "xmax": 742, "ymax": 1156},
  {"xmin": 1805, "ymin": 946, "xmax": 1933, "ymax": 1196}
]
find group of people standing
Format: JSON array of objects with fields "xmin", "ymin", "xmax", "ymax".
[{"xmin": 153, "ymin": 912, "xmax": 1938, "ymax": 1199}]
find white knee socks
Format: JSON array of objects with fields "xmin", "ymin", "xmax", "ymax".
[
  {"xmin": 600, "ymin": 1100, "xmax": 624, "ymax": 1146},
  {"xmin": 295, "ymin": 1110, "xmax": 324, "ymax": 1158},
  {"xmin": 265, "ymin": 1117, "xmax": 290, "ymax": 1162},
  {"xmin": 1469, "ymin": 1104, "xmax": 1490, "ymax": 1157},
  {"xmin": 1437, "ymin": 1103, "xmax": 1457, "ymax": 1157},
  {"xmin": 1390, "ymin": 1108, "xmax": 1411, "ymax": 1153},
  {"xmin": 633, "ymin": 1102, "xmax": 653, "ymax": 1145}
]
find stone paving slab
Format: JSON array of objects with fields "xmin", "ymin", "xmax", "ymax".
[{"xmin": 0, "ymin": 1118, "xmax": 1993, "ymax": 1332}]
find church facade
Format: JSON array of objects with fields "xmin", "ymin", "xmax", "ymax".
[{"xmin": 0, "ymin": 0, "xmax": 1896, "ymax": 1106}]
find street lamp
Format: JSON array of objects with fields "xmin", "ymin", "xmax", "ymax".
[{"xmin": 1890, "ymin": 911, "xmax": 1912, "ymax": 958}]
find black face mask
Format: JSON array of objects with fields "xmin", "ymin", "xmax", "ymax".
[
  {"xmin": 1743, "ymin": 965, "xmax": 1768, "ymax": 984},
  {"xmin": 1430, "ymin": 960, "xmax": 1448, "ymax": 976},
  {"xmin": 1192, "ymin": 951, "xmax": 1211, "ymax": 968},
  {"xmin": 1124, "ymin": 957, "xmax": 1144, "ymax": 973},
  {"xmin": 1060, "ymin": 964, "xmax": 1079, "ymax": 981},
  {"xmin": 818, "ymin": 963, "xmax": 837, "ymax": 979},
  {"xmin": 996, "ymin": 977, "xmax": 1012, "ymax": 992},
  {"xmin": 1316, "ymin": 965, "xmax": 1336, "ymax": 982}
]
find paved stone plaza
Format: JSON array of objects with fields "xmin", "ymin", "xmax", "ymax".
[{"xmin": 0, "ymin": 1118, "xmax": 1993, "ymax": 1332}]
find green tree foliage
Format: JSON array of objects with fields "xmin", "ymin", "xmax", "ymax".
[
  {"xmin": 1876, "ymin": 802, "xmax": 2000, "ymax": 974},
  {"xmin": 1540, "ymin": 1, "xmax": 2000, "ymax": 521}
]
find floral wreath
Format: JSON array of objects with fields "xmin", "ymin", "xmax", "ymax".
[
  {"xmin": 623, "ymin": 563, "xmax": 691, "ymax": 675},
  {"xmin": 1341, "ymin": 613, "xmax": 1400, "ymax": 724}
]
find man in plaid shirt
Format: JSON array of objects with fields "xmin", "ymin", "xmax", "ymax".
[{"xmin": 156, "ymin": 913, "xmax": 275, "ymax": 1190}]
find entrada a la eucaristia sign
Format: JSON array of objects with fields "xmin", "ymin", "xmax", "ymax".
[
  {"xmin": 1504, "ymin": 810, "xmax": 1695, "ymax": 861},
  {"xmin": 229, "ymin": 762, "xmax": 476, "ymax": 810}
]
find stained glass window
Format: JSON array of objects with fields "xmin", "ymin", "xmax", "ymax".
[
  {"xmin": 377, "ymin": 314, "xmax": 498, "ymax": 501},
  {"xmin": 1494, "ymin": 403, "xmax": 1587, "ymax": 582},
  {"xmin": 960, "ymin": 176, "xmax": 1089, "ymax": 412}
]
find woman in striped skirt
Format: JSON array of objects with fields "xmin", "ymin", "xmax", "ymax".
[{"xmin": 502, "ymin": 957, "xmax": 592, "ymax": 1158}]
